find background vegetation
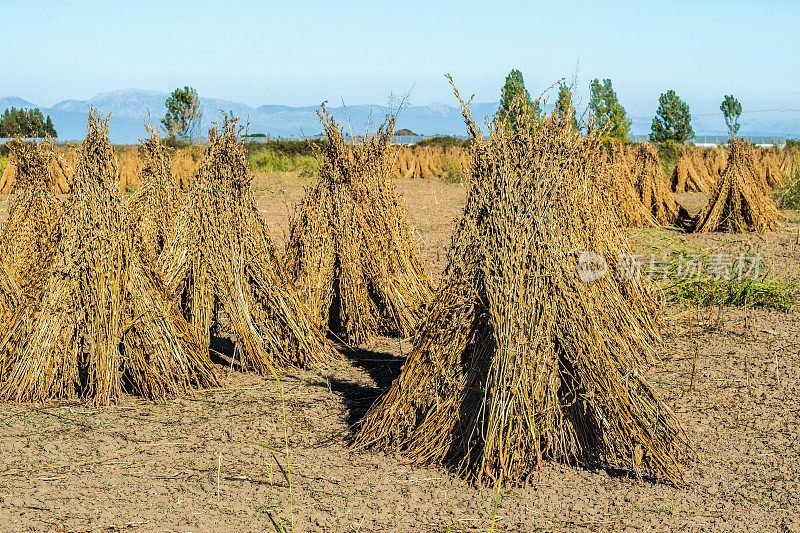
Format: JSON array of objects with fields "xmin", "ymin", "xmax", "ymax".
[{"xmin": 0, "ymin": 107, "xmax": 57, "ymax": 138}]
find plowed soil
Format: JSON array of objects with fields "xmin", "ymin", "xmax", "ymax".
[{"xmin": 0, "ymin": 181, "xmax": 798, "ymax": 532}]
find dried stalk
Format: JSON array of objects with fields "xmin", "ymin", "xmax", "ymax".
[
  {"xmin": 0, "ymin": 111, "xmax": 220, "ymax": 405},
  {"xmin": 286, "ymin": 105, "xmax": 433, "ymax": 345},
  {"xmin": 354, "ymin": 80, "xmax": 690, "ymax": 487},
  {"xmin": 157, "ymin": 114, "xmax": 334, "ymax": 372}
]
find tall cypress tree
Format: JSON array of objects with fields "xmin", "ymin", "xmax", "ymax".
[
  {"xmin": 498, "ymin": 69, "xmax": 540, "ymax": 131},
  {"xmin": 589, "ymin": 79, "xmax": 632, "ymax": 142}
]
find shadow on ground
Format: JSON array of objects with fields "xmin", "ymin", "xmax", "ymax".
[{"xmin": 313, "ymin": 340, "xmax": 406, "ymax": 432}]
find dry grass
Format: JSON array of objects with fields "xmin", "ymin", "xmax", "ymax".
[{"xmin": 354, "ymin": 79, "xmax": 690, "ymax": 488}]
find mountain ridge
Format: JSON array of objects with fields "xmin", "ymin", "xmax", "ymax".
[{"xmin": 1, "ymin": 90, "xmax": 798, "ymax": 143}]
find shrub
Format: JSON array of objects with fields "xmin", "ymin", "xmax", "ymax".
[
  {"xmin": 440, "ymin": 157, "xmax": 465, "ymax": 183},
  {"xmin": 413, "ymin": 135, "xmax": 470, "ymax": 149},
  {"xmin": 248, "ymin": 149, "xmax": 318, "ymax": 176},
  {"xmin": 785, "ymin": 139, "xmax": 800, "ymax": 149},
  {"xmin": 245, "ymin": 139, "xmax": 325, "ymax": 158},
  {"xmin": 163, "ymin": 137, "xmax": 192, "ymax": 149}
]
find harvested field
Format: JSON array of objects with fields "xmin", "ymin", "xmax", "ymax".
[{"xmin": 0, "ymin": 178, "xmax": 798, "ymax": 532}]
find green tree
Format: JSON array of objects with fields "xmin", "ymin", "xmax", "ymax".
[
  {"xmin": 720, "ymin": 94, "xmax": 742, "ymax": 138},
  {"xmin": 0, "ymin": 107, "xmax": 57, "ymax": 138},
  {"xmin": 497, "ymin": 69, "xmax": 540, "ymax": 131},
  {"xmin": 555, "ymin": 82, "xmax": 578, "ymax": 131},
  {"xmin": 45, "ymin": 115, "xmax": 56, "ymax": 137},
  {"xmin": 650, "ymin": 90, "xmax": 694, "ymax": 143},
  {"xmin": 162, "ymin": 86, "xmax": 203, "ymax": 142},
  {"xmin": 1, "ymin": 109, "xmax": 19, "ymax": 137},
  {"xmin": 588, "ymin": 78, "xmax": 631, "ymax": 142}
]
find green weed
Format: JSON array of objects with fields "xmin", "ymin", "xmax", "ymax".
[
  {"xmin": 657, "ymin": 245, "xmax": 796, "ymax": 310},
  {"xmin": 249, "ymin": 149, "xmax": 318, "ymax": 177},
  {"xmin": 440, "ymin": 157, "xmax": 465, "ymax": 183}
]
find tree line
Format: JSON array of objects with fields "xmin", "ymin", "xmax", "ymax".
[
  {"xmin": 497, "ymin": 69, "xmax": 744, "ymax": 143},
  {"xmin": 0, "ymin": 107, "xmax": 57, "ymax": 138},
  {"xmin": 2, "ymin": 82, "xmax": 745, "ymax": 145}
]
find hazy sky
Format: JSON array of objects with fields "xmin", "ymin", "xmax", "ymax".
[{"xmin": 4, "ymin": 0, "xmax": 799, "ymax": 117}]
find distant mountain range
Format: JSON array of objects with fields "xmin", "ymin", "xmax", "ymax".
[
  {"xmin": 1, "ymin": 89, "xmax": 799, "ymax": 143},
  {"xmin": 0, "ymin": 90, "xmax": 498, "ymax": 144}
]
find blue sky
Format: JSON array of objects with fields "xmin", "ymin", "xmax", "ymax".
[{"xmin": 4, "ymin": 0, "xmax": 799, "ymax": 118}]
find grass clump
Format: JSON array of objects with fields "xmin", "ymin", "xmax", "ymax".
[
  {"xmin": 249, "ymin": 149, "xmax": 319, "ymax": 176},
  {"xmin": 440, "ymin": 156, "xmax": 465, "ymax": 183},
  {"xmin": 657, "ymin": 246, "xmax": 796, "ymax": 310},
  {"xmin": 775, "ymin": 173, "xmax": 800, "ymax": 209},
  {"xmin": 663, "ymin": 274, "xmax": 796, "ymax": 311}
]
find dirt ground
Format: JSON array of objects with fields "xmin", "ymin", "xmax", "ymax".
[{"xmin": 1, "ymin": 179, "xmax": 799, "ymax": 532}]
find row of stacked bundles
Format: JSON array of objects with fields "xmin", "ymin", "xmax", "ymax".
[
  {"xmin": 609, "ymin": 142, "xmax": 791, "ymax": 195},
  {"xmin": 603, "ymin": 139, "xmax": 783, "ymax": 232},
  {"xmin": 1, "ymin": 88, "xmax": 792, "ymax": 488}
]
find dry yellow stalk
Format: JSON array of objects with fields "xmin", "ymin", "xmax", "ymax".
[
  {"xmin": 286, "ymin": 105, "xmax": 434, "ymax": 346},
  {"xmin": 354, "ymin": 79, "xmax": 689, "ymax": 487}
]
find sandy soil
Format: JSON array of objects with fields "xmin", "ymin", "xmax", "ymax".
[{"xmin": 0, "ymin": 180, "xmax": 799, "ymax": 532}]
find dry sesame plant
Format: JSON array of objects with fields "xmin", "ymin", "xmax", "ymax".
[
  {"xmin": 693, "ymin": 139, "xmax": 782, "ymax": 233},
  {"xmin": 157, "ymin": 114, "xmax": 333, "ymax": 372},
  {"xmin": 689, "ymin": 148, "xmax": 716, "ymax": 190},
  {"xmin": 125, "ymin": 123, "xmax": 184, "ymax": 265},
  {"xmin": 603, "ymin": 141, "xmax": 656, "ymax": 227},
  {"xmin": 757, "ymin": 147, "xmax": 783, "ymax": 189},
  {"xmin": 0, "ymin": 264, "xmax": 23, "ymax": 384},
  {"xmin": 354, "ymin": 78, "xmax": 689, "ymax": 488},
  {"xmin": 779, "ymin": 146, "xmax": 800, "ymax": 180},
  {"xmin": 0, "ymin": 139, "xmax": 64, "ymax": 299},
  {"xmin": 671, "ymin": 148, "xmax": 709, "ymax": 193},
  {"xmin": 0, "ymin": 143, "xmax": 71, "ymax": 195},
  {"xmin": 631, "ymin": 143, "xmax": 687, "ymax": 226},
  {"xmin": 0, "ymin": 111, "xmax": 220, "ymax": 405},
  {"xmin": 285, "ymin": 105, "xmax": 433, "ymax": 346},
  {"xmin": 709, "ymin": 146, "xmax": 728, "ymax": 177}
]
